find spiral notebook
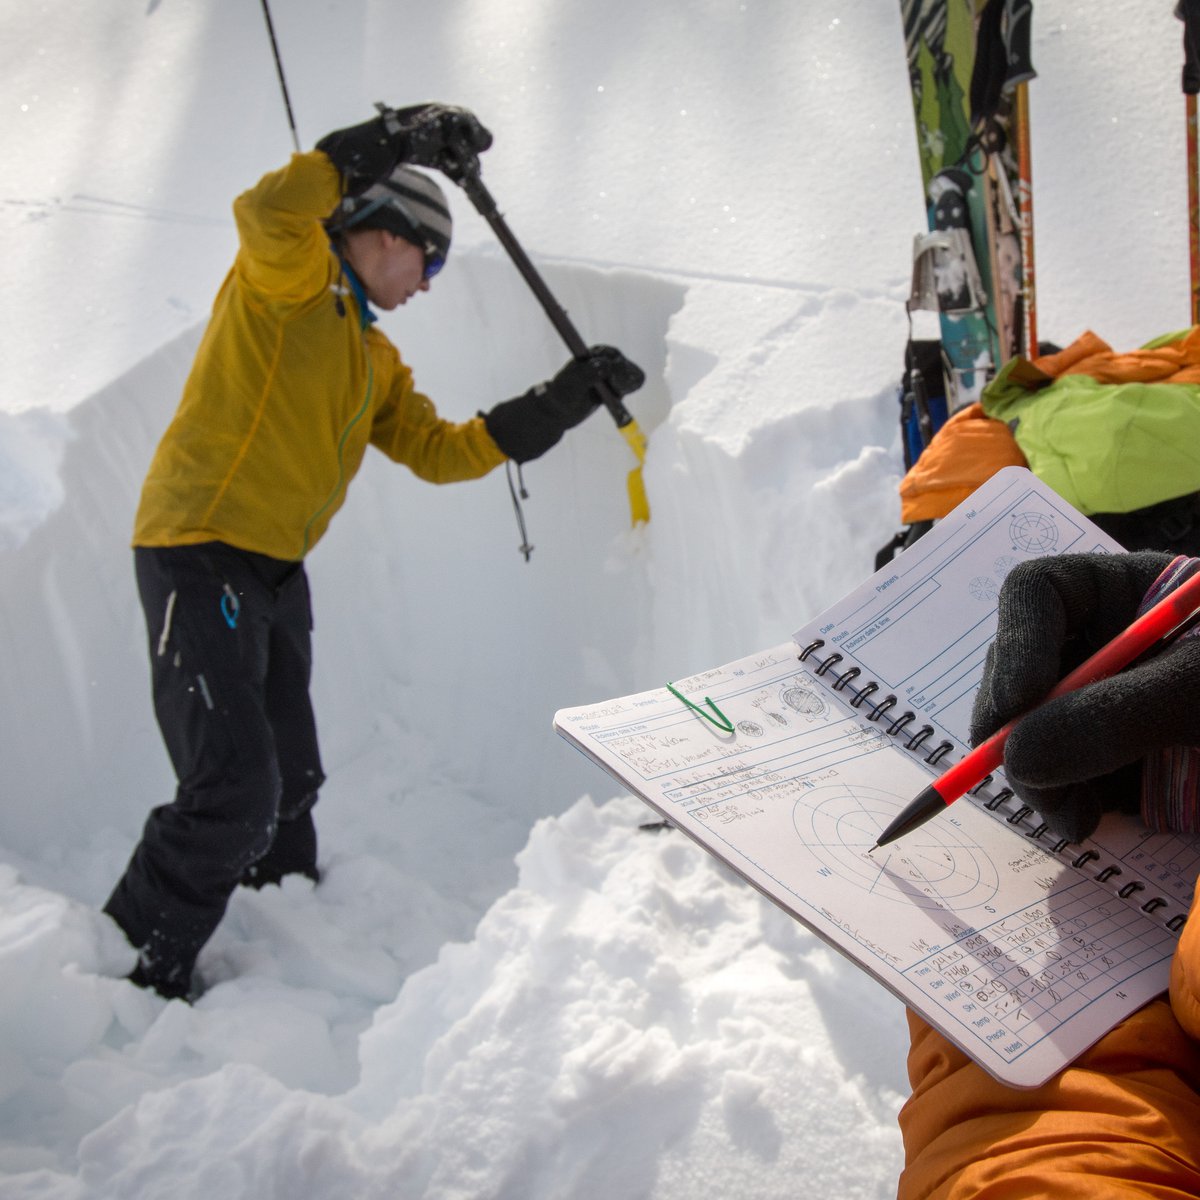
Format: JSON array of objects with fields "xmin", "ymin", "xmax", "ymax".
[{"xmin": 554, "ymin": 467, "xmax": 1198, "ymax": 1088}]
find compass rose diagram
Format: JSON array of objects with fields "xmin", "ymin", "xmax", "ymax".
[
  {"xmin": 1009, "ymin": 509, "xmax": 1059, "ymax": 555},
  {"xmin": 793, "ymin": 783, "xmax": 1001, "ymax": 911}
]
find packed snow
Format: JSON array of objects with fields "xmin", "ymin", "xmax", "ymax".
[{"xmin": 0, "ymin": 1, "xmax": 1189, "ymax": 1196}]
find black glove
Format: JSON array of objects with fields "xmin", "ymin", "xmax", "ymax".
[
  {"xmin": 969, "ymin": 551, "xmax": 1200, "ymax": 842},
  {"xmin": 316, "ymin": 103, "xmax": 492, "ymax": 194},
  {"xmin": 405, "ymin": 104, "xmax": 492, "ymax": 174},
  {"xmin": 483, "ymin": 346, "xmax": 645, "ymax": 464}
]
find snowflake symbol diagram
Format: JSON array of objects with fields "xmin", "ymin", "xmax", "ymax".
[
  {"xmin": 969, "ymin": 575, "xmax": 999, "ymax": 602},
  {"xmin": 780, "ymin": 680, "xmax": 828, "ymax": 720}
]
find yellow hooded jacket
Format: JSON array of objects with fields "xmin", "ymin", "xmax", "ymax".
[{"xmin": 133, "ymin": 151, "xmax": 506, "ymax": 561}]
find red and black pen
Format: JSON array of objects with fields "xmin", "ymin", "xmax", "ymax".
[{"xmin": 873, "ymin": 566, "xmax": 1200, "ymax": 849}]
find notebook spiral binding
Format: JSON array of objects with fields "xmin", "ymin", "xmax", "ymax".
[
  {"xmin": 797, "ymin": 637, "xmax": 1188, "ymax": 934},
  {"xmin": 799, "ymin": 637, "xmax": 954, "ymax": 766}
]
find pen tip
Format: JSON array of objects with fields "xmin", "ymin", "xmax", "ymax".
[{"xmin": 876, "ymin": 784, "xmax": 944, "ymax": 847}]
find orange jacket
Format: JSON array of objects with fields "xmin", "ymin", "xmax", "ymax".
[
  {"xmin": 898, "ymin": 886, "xmax": 1200, "ymax": 1198},
  {"xmin": 899, "ymin": 403, "xmax": 1028, "ymax": 524},
  {"xmin": 1030, "ymin": 327, "xmax": 1200, "ymax": 386}
]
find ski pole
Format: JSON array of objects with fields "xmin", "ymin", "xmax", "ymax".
[
  {"xmin": 258, "ymin": 0, "xmax": 301, "ymax": 153},
  {"xmin": 1189, "ymin": 94, "xmax": 1199, "ymax": 327},
  {"xmin": 445, "ymin": 150, "xmax": 650, "ymax": 525},
  {"xmin": 910, "ymin": 368, "xmax": 935, "ymax": 449},
  {"xmin": 1013, "ymin": 84, "xmax": 1037, "ymax": 357},
  {"xmin": 1002, "ymin": 0, "xmax": 1037, "ymax": 358},
  {"xmin": 1181, "ymin": 0, "xmax": 1200, "ymax": 325}
]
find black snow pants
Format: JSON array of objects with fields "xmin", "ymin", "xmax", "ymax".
[{"xmin": 104, "ymin": 543, "xmax": 325, "ymax": 995}]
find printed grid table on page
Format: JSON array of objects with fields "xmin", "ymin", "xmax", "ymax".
[{"xmin": 902, "ymin": 878, "xmax": 1178, "ymax": 1066}]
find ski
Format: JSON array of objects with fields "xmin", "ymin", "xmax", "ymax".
[{"xmin": 900, "ymin": 0, "xmax": 1034, "ymax": 410}]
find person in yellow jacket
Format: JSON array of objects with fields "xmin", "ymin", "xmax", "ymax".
[
  {"xmin": 898, "ymin": 552, "xmax": 1200, "ymax": 1197},
  {"xmin": 104, "ymin": 104, "xmax": 644, "ymax": 1000}
]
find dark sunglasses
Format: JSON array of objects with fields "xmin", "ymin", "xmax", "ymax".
[{"xmin": 423, "ymin": 249, "xmax": 445, "ymax": 281}]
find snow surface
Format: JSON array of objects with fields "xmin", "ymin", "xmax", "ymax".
[{"xmin": 0, "ymin": 1, "xmax": 1189, "ymax": 1196}]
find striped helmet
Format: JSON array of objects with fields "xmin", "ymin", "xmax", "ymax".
[{"xmin": 326, "ymin": 165, "xmax": 452, "ymax": 263}]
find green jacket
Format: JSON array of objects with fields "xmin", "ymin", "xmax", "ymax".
[
  {"xmin": 133, "ymin": 151, "xmax": 505, "ymax": 560},
  {"xmin": 981, "ymin": 332, "xmax": 1200, "ymax": 516}
]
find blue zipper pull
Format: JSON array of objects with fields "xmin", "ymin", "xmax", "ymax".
[{"xmin": 220, "ymin": 584, "xmax": 241, "ymax": 630}]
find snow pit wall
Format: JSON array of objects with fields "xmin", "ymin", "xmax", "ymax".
[
  {"xmin": 0, "ymin": 250, "xmax": 905, "ymax": 897},
  {"xmin": 0, "ymin": 255, "xmax": 679, "ymax": 863}
]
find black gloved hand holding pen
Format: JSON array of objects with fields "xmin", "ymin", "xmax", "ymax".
[{"xmin": 969, "ymin": 551, "xmax": 1200, "ymax": 842}]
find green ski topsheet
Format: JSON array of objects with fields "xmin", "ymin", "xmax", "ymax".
[{"xmin": 901, "ymin": 0, "xmax": 1023, "ymax": 405}]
